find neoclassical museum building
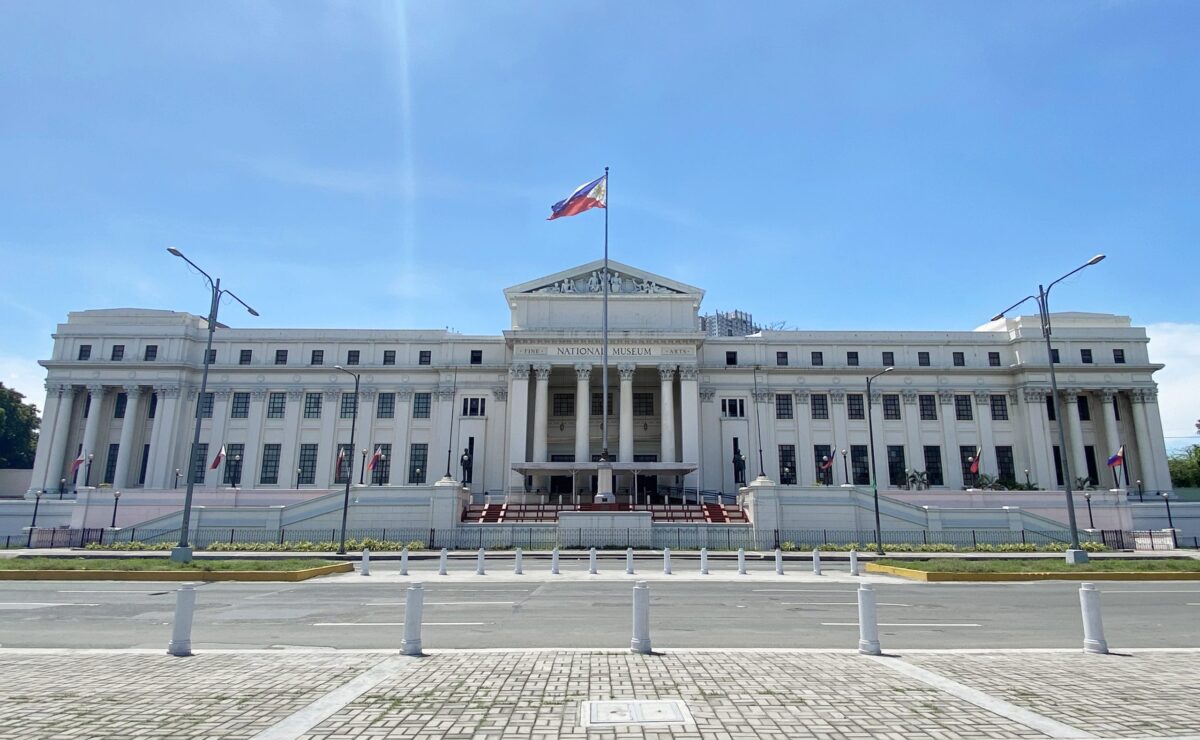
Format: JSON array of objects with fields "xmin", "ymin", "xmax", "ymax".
[{"xmin": 27, "ymin": 260, "xmax": 1171, "ymax": 503}]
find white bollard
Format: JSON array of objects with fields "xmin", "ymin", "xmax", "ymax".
[
  {"xmin": 630, "ymin": 580, "xmax": 651, "ymax": 654},
  {"xmin": 476, "ymin": 547, "xmax": 486, "ymax": 575},
  {"xmin": 700, "ymin": 548, "xmax": 709, "ymax": 575},
  {"xmin": 626, "ymin": 547, "xmax": 635, "ymax": 575},
  {"xmin": 438, "ymin": 548, "xmax": 448, "ymax": 576},
  {"xmin": 551, "ymin": 547, "xmax": 560, "ymax": 575},
  {"xmin": 1079, "ymin": 583, "xmax": 1109, "ymax": 654},
  {"xmin": 738, "ymin": 548, "xmax": 747, "ymax": 575},
  {"xmin": 663, "ymin": 547, "xmax": 672, "ymax": 575},
  {"xmin": 857, "ymin": 583, "xmax": 881, "ymax": 655},
  {"xmin": 849, "ymin": 549, "xmax": 859, "ymax": 577},
  {"xmin": 590, "ymin": 547, "xmax": 598, "ymax": 575},
  {"xmin": 400, "ymin": 547, "xmax": 410, "ymax": 576},
  {"xmin": 775, "ymin": 548, "xmax": 784, "ymax": 575},
  {"xmin": 166, "ymin": 583, "xmax": 196, "ymax": 657},
  {"xmin": 812, "ymin": 548, "xmax": 822, "ymax": 576},
  {"xmin": 401, "ymin": 583, "xmax": 424, "ymax": 656},
  {"xmin": 514, "ymin": 547, "xmax": 523, "ymax": 575},
  {"xmin": 361, "ymin": 548, "xmax": 371, "ymax": 576}
]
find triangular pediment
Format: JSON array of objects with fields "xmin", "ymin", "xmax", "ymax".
[{"xmin": 504, "ymin": 259, "xmax": 703, "ymax": 298}]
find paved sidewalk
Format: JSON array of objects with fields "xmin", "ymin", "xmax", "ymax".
[{"xmin": 1, "ymin": 648, "xmax": 1198, "ymax": 739}]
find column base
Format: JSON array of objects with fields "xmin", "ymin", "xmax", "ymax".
[
  {"xmin": 1064, "ymin": 549, "xmax": 1090, "ymax": 565},
  {"xmin": 170, "ymin": 546, "xmax": 194, "ymax": 563}
]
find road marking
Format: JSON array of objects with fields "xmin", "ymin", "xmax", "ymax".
[
  {"xmin": 311, "ymin": 622, "xmax": 487, "ymax": 627},
  {"xmin": 0, "ymin": 603, "xmax": 100, "ymax": 609},
  {"xmin": 57, "ymin": 590, "xmax": 162, "ymax": 594},
  {"xmin": 753, "ymin": 589, "xmax": 857, "ymax": 593},
  {"xmin": 783, "ymin": 602, "xmax": 911, "ymax": 607},
  {"xmin": 363, "ymin": 601, "xmax": 515, "ymax": 606},
  {"xmin": 1104, "ymin": 590, "xmax": 1200, "ymax": 594},
  {"xmin": 251, "ymin": 656, "xmax": 406, "ymax": 740},
  {"xmin": 821, "ymin": 622, "xmax": 980, "ymax": 627}
]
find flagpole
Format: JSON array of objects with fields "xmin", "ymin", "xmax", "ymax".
[{"xmin": 598, "ymin": 166, "xmax": 612, "ymax": 503}]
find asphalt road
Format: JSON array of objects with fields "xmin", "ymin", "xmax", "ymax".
[{"xmin": 1, "ymin": 559, "xmax": 1197, "ymax": 651}]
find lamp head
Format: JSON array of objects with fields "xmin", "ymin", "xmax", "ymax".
[
  {"xmin": 989, "ymin": 312, "xmax": 1005, "ymax": 322},
  {"xmin": 1087, "ymin": 254, "xmax": 1106, "ymax": 266},
  {"xmin": 114, "ymin": 490, "xmax": 121, "ymax": 499},
  {"xmin": 246, "ymin": 307, "xmax": 260, "ymax": 317},
  {"xmin": 167, "ymin": 247, "xmax": 183, "ymax": 258},
  {"xmin": 883, "ymin": 366, "xmax": 894, "ymax": 374}
]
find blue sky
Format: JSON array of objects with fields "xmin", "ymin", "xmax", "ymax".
[{"xmin": 0, "ymin": 1, "xmax": 1196, "ymax": 447}]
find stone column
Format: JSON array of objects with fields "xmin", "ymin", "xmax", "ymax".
[
  {"xmin": 618, "ymin": 364, "xmax": 636, "ymax": 463},
  {"xmin": 507, "ymin": 365, "xmax": 531, "ymax": 489},
  {"xmin": 659, "ymin": 365, "xmax": 676, "ymax": 464},
  {"xmin": 678, "ymin": 365, "xmax": 700, "ymax": 491},
  {"xmin": 240, "ymin": 389, "xmax": 268, "ymax": 489},
  {"xmin": 974, "ymin": 390, "xmax": 996, "ymax": 478},
  {"xmin": 1130, "ymin": 389, "xmax": 1158, "ymax": 491},
  {"xmin": 1060, "ymin": 390, "xmax": 1088, "ymax": 488},
  {"xmin": 78, "ymin": 384, "xmax": 107, "ymax": 487},
  {"xmin": 829, "ymin": 389, "xmax": 847, "ymax": 485},
  {"xmin": 902, "ymin": 390, "xmax": 922, "ymax": 483},
  {"xmin": 395, "ymin": 388, "xmax": 414, "ymax": 485},
  {"xmin": 1140, "ymin": 388, "xmax": 1172, "ymax": 492},
  {"xmin": 938, "ymin": 391, "xmax": 963, "ymax": 489},
  {"xmin": 145, "ymin": 385, "xmax": 180, "ymax": 489},
  {"xmin": 112, "ymin": 386, "xmax": 144, "ymax": 489},
  {"xmin": 752, "ymin": 388, "xmax": 772, "ymax": 479},
  {"xmin": 41, "ymin": 383, "xmax": 76, "ymax": 494},
  {"xmin": 574, "ymin": 365, "xmax": 591, "ymax": 464},
  {"xmin": 794, "ymin": 390, "xmax": 811, "ymax": 486},
  {"xmin": 1021, "ymin": 389, "xmax": 1051, "ymax": 489},
  {"xmin": 314, "ymin": 389, "xmax": 339, "ymax": 486},
  {"xmin": 1100, "ymin": 389, "xmax": 1121, "ymax": 486},
  {"xmin": 868, "ymin": 389, "xmax": 888, "ymax": 488},
  {"xmin": 531, "ymin": 364, "xmax": 551, "ymax": 464},
  {"xmin": 431, "ymin": 385, "xmax": 455, "ymax": 480},
  {"xmin": 278, "ymin": 390, "xmax": 305, "ymax": 487}
]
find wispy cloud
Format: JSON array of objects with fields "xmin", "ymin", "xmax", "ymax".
[{"xmin": 1146, "ymin": 322, "xmax": 1200, "ymax": 451}]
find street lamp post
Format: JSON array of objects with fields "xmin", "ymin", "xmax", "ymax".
[
  {"xmin": 990, "ymin": 254, "xmax": 1105, "ymax": 565},
  {"xmin": 59, "ymin": 478, "xmax": 67, "ymax": 499},
  {"xmin": 841, "ymin": 449, "xmax": 849, "ymax": 486},
  {"xmin": 173, "ymin": 468, "xmax": 181, "ymax": 489},
  {"xmin": 166, "ymin": 247, "xmax": 258, "ymax": 563},
  {"xmin": 1160, "ymin": 492, "xmax": 1175, "ymax": 530},
  {"xmin": 232, "ymin": 454, "xmax": 242, "ymax": 488},
  {"xmin": 1024, "ymin": 468, "xmax": 1032, "ymax": 488},
  {"xmin": 85, "ymin": 453, "xmax": 94, "ymax": 487},
  {"xmin": 866, "ymin": 367, "xmax": 894, "ymax": 555},
  {"xmin": 359, "ymin": 450, "xmax": 367, "ymax": 485},
  {"xmin": 334, "ymin": 365, "xmax": 361, "ymax": 556},
  {"xmin": 1083, "ymin": 491, "xmax": 1094, "ymax": 529},
  {"xmin": 295, "ymin": 468, "xmax": 302, "ymax": 487},
  {"xmin": 26, "ymin": 489, "xmax": 44, "ymax": 547},
  {"xmin": 111, "ymin": 490, "xmax": 122, "ymax": 528},
  {"xmin": 1136, "ymin": 479, "xmax": 1144, "ymax": 502}
]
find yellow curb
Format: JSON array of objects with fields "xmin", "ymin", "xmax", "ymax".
[
  {"xmin": 0, "ymin": 562, "xmax": 352, "ymax": 582},
  {"xmin": 865, "ymin": 562, "xmax": 1200, "ymax": 582}
]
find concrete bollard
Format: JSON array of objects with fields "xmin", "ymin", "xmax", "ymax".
[
  {"xmin": 738, "ymin": 548, "xmax": 747, "ymax": 575},
  {"xmin": 361, "ymin": 548, "xmax": 371, "ymax": 576},
  {"xmin": 1079, "ymin": 583, "xmax": 1109, "ymax": 654},
  {"xmin": 438, "ymin": 548, "xmax": 448, "ymax": 576},
  {"xmin": 857, "ymin": 583, "xmax": 881, "ymax": 655},
  {"xmin": 514, "ymin": 547, "xmax": 523, "ymax": 575},
  {"xmin": 775, "ymin": 548, "xmax": 784, "ymax": 575},
  {"xmin": 812, "ymin": 548, "xmax": 822, "ymax": 576},
  {"xmin": 700, "ymin": 547, "xmax": 709, "ymax": 575},
  {"xmin": 626, "ymin": 547, "xmax": 635, "ymax": 574},
  {"xmin": 401, "ymin": 583, "xmax": 425, "ymax": 656},
  {"xmin": 400, "ymin": 547, "xmax": 409, "ymax": 576},
  {"xmin": 663, "ymin": 547, "xmax": 672, "ymax": 574},
  {"xmin": 551, "ymin": 547, "xmax": 560, "ymax": 575},
  {"xmin": 849, "ymin": 549, "xmax": 859, "ymax": 577},
  {"xmin": 166, "ymin": 583, "xmax": 197, "ymax": 657},
  {"xmin": 630, "ymin": 580, "xmax": 651, "ymax": 654},
  {"xmin": 476, "ymin": 547, "xmax": 486, "ymax": 575},
  {"xmin": 590, "ymin": 547, "xmax": 598, "ymax": 575}
]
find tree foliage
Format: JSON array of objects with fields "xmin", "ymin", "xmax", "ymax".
[
  {"xmin": 1168, "ymin": 444, "xmax": 1200, "ymax": 488},
  {"xmin": 0, "ymin": 383, "xmax": 40, "ymax": 468}
]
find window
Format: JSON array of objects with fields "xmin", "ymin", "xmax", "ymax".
[
  {"xmin": 990, "ymin": 394, "xmax": 1009, "ymax": 421},
  {"xmin": 198, "ymin": 392, "xmax": 214, "ymax": 418},
  {"xmin": 144, "ymin": 345, "xmax": 158, "ymax": 362},
  {"xmin": 814, "ymin": 444, "xmax": 833, "ymax": 485},
  {"xmin": 114, "ymin": 392, "xmax": 127, "ymax": 419},
  {"xmin": 775, "ymin": 394, "xmax": 793, "ymax": 420},
  {"xmin": 721, "ymin": 398, "xmax": 745, "ymax": 418},
  {"xmin": 924, "ymin": 446, "xmax": 944, "ymax": 486},
  {"xmin": 1080, "ymin": 348, "xmax": 1093, "ymax": 364},
  {"xmin": 83, "ymin": 393, "xmax": 91, "ymax": 418},
  {"xmin": 111, "ymin": 345, "xmax": 125, "ymax": 361},
  {"xmin": 952, "ymin": 351, "xmax": 965, "ymax": 367},
  {"xmin": 383, "ymin": 350, "xmax": 396, "ymax": 366},
  {"xmin": 419, "ymin": 350, "xmax": 431, "ymax": 365},
  {"xmin": 139, "ymin": 443, "xmax": 150, "ymax": 485},
  {"xmin": 553, "ymin": 393, "xmax": 575, "ymax": 417},
  {"xmin": 882, "ymin": 394, "xmax": 901, "ymax": 420},
  {"xmin": 778, "ymin": 445, "xmax": 796, "ymax": 484},
  {"xmin": 887, "ymin": 445, "xmax": 906, "ymax": 487},
  {"xmin": 632, "ymin": 393, "xmax": 654, "ymax": 416},
  {"xmin": 1052, "ymin": 445, "xmax": 1064, "ymax": 486},
  {"xmin": 304, "ymin": 392, "xmax": 322, "ymax": 419},
  {"xmin": 104, "ymin": 443, "xmax": 120, "ymax": 484},
  {"xmin": 776, "ymin": 351, "xmax": 788, "ymax": 366},
  {"xmin": 260, "ymin": 444, "xmax": 281, "ymax": 484},
  {"xmin": 408, "ymin": 443, "xmax": 428, "ymax": 484},
  {"xmin": 810, "ymin": 394, "xmax": 829, "ymax": 420},
  {"xmin": 1050, "ymin": 348, "xmax": 1060, "ymax": 364},
  {"xmin": 996, "ymin": 445, "xmax": 1015, "ymax": 483},
  {"xmin": 78, "ymin": 345, "xmax": 91, "ymax": 361},
  {"xmin": 275, "ymin": 350, "xmax": 288, "ymax": 365},
  {"xmin": 882, "ymin": 351, "xmax": 894, "ymax": 366},
  {"xmin": 918, "ymin": 351, "xmax": 930, "ymax": 366},
  {"xmin": 148, "ymin": 393, "xmax": 157, "ymax": 419},
  {"xmin": 988, "ymin": 352, "xmax": 1001, "ymax": 367},
  {"xmin": 205, "ymin": 349, "xmax": 217, "ymax": 364},
  {"xmin": 223, "ymin": 443, "xmax": 245, "ymax": 485},
  {"xmin": 811, "ymin": 351, "xmax": 823, "ymax": 366},
  {"xmin": 371, "ymin": 443, "xmax": 392, "ymax": 485},
  {"xmin": 1083, "ymin": 445, "xmax": 1099, "ymax": 485},
  {"xmin": 1113, "ymin": 348, "xmax": 1126, "ymax": 364},
  {"xmin": 847, "ymin": 351, "xmax": 859, "ymax": 366},
  {"xmin": 954, "ymin": 395, "xmax": 973, "ymax": 421},
  {"xmin": 346, "ymin": 350, "xmax": 360, "ymax": 365},
  {"xmin": 311, "ymin": 350, "xmax": 324, "ymax": 366},
  {"xmin": 959, "ymin": 446, "xmax": 977, "ymax": 485},
  {"xmin": 413, "ymin": 392, "xmax": 431, "ymax": 418},
  {"xmin": 340, "ymin": 393, "xmax": 358, "ymax": 419},
  {"xmin": 851, "ymin": 445, "xmax": 870, "ymax": 485},
  {"xmin": 725, "ymin": 351, "xmax": 737, "ymax": 366},
  {"xmin": 334, "ymin": 443, "xmax": 353, "ymax": 485},
  {"xmin": 267, "ymin": 392, "xmax": 286, "ymax": 419},
  {"xmin": 377, "ymin": 392, "xmax": 395, "ymax": 419},
  {"xmin": 297, "ymin": 444, "xmax": 318, "ymax": 485},
  {"xmin": 461, "ymin": 397, "xmax": 486, "ymax": 416},
  {"xmin": 847, "ymin": 393, "xmax": 865, "ymax": 420},
  {"xmin": 1077, "ymin": 395, "xmax": 1090, "ymax": 421},
  {"xmin": 191, "ymin": 443, "xmax": 207, "ymax": 485},
  {"xmin": 1046, "ymin": 394, "xmax": 1057, "ymax": 421},
  {"xmin": 231, "ymin": 392, "xmax": 250, "ymax": 419},
  {"xmin": 239, "ymin": 349, "xmax": 252, "ymax": 365},
  {"xmin": 919, "ymin": 394, "xmax": 937, "ymax": 421},
  {"xmin": 591, "ymin": 392, "xmax": 614, "ymax": 416},
  {"xmin": 470, "ymin": 349, "xmax": 482, "ymax": 365},
  {"xmin": 1114, "ymin": 401, "xmax": 1120, "ymax": 421}
]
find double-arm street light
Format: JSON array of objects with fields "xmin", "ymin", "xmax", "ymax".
[
  {"xmin": 335, "ymin": 365, "xmax": 361, "ymax": 555},
  {"xmin": 167, "ymin": 247, "xmax": 258, "ymax": 563},
  {"xmin": 990, "ymin": 254, "xmax": 1105, "ymax": 564},
  {"xmin": 865, "ymin": 367, "xmax": 894, "ymax": 555}
]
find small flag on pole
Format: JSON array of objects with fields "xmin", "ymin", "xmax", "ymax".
[
  {"xmin": 336, "ymin": 446, "xmax": 346, "ymax": 472},
  {"xmin": 547, "ymin": 174, "xmax": 607, "ymax": 220},
  {"xmin": 969, "ymin": 447, "xmax": 982, "ymax": 475},
  {"xmin": 367, "ymin": 446, "xmax": 382, "ymax": 471},
  {"xmin": 1107, "ymin": 445, "xmax": 1125, "ymax": 468},
  {"xmin": 820, "ymin": 455, "xmax": 835, "ymax": 470},
  {"xmin": 210, "ymin": 444, "xmax": 226, "ymax": 470},
  {"xmin": 70, "ymin": 452, "xmax": 85, "ymax": 476}
]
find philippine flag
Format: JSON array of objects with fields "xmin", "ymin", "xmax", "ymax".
[
  {"xmin": 1107, "ymin": 445, "xmax": 1125, "ymax": 468},
  {"xmin": 336, "ymin": 446, "xmax": 346, "ymax": 472},
  {"xmin": 367, "ymin": 446, "xmax": 382, "ymax": 471},
  {"xmin": 70, "ymin": 452, "xmax": 86, "ymax": 476},
  {"xmin": 210, "ymin": 444, "xmax": 226, "ymax": 470},
  {"xmin": 969, "ymin": 448, "xmax": 982, "ymax": 475},
  {"xmin": 820, "ymin": 455, "xmax": 835, "ymax": 470},
  {"xmin": 547, "ymin": 175, "xmax": 607, "ymax": 220}
]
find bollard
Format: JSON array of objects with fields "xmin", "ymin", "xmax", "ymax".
[
  {"xmin": 700, "ymin": 548, "xmax": 709, "ymax": 575},
  {"xmin": 166, "ymin": 584, "xmax": 196, "ymax": 657},
  {"xmin": 551, "ymin": 547, "xmax": 560, "ymax": 575},
  {"xmin": 775, "ymin": 548, "xmax": 784, "ymax": 575},
  {"xmin": 630, "ymin": 580, "xmax": 652, "ymax": 654},
  {"xmin": 476, "ymin": 547, "xmax": 486, "ymax": 575},
  {"xmin": 401, "ymin": 583, "xmax": 425, "ymax": 656},
  {"xmin": 626, "ymin": 547, "xmax": 635, "ymax": 575},
  {"xmin": 590, "ymin": 547, "xmax": 598, "ymax": 575},
  {"xmin": 738, "ymin": 548, "xmax": 747, "ymax": 575},
  {"xmin": 400, "ymin": 547, "xmax": 410, "ymax": 576},
  {"xmin": 812, "ymin": 548, "xmax": 822, "ymax": 576},
  {"xmin": 1079, "ymin": 583, "xmax": 1109, "ymax": 654},
  {"xmin": 663, "ymin": 547, "xmax": 672, "ymax": 575},
  {"xmin": 361, "ymin": 548, "xmax": 371, "ymax": 577},
  {"xmin": 857, "ymin": 583, "xmax": 881, "ymax": 655},
  {"xmin": 849, "ymin": 549, "xmax": 859, "ymax": 577},
  {"xmin": 438, "ymin": 548, "xmax": 448, "ymax": 576},
  {"xmin": 514, "ymin": 547, "xmax": 523, "ymax": 575}
]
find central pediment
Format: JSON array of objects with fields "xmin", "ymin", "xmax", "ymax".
[{"xmin": 504, "ymin": 259, "xmax": 702, "ymax": 298}]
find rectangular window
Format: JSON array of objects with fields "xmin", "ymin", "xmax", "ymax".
[
  {"xmin": 111, "ymin": 345, "xmax": 125, "ymax": 361},
  {"xmin": 104, "ymin": 443, "xmax": 120, "ymax": 485},
  {"xmin": 83, "ymin": 393, "xmax": 91, "ymax": 418},
  {"xmin": 988, "ymin": 351, "xmax": 1001, "ymax": 367},
  {"xmin": 148, "ymin": 393, "xmax": 157, "ymax": 419},
  {"xmin": 882, "ymin": 394, "xmax": 901, "ymax": 421},
  {"xmin": 553, "ymin": 393, "xmax": 575, "ymax": 417},
  {"xmin": 591, "ymin": 392, "xmax": 614, "ymax": 416},
  {"xmin": 887, "ymin": 445, "xmax": 906, "ymax": 487},
  {"xmin": 851, "ymin": 445, "xmax": 870, "ymax": 485},
  {"xmin": 1052, "ymin": 445, "xmax": 1064, "ymax": 486},
  {"xmin": 996, "ymin": 445, "xmax": 1015, "ymax": 483},
  {"xmin": 260, "ymin": 444, "xmax": 281, "ymax": 484},
  {"xmin": 231, "ymin": 392, "xmax": 250, "ymax": 419},
  {"xmin": 346, "ymin": 350, "xmax": 360, "ymax": 365},
  {"xmin": 413, "ymin": 392, "xmax": 431, "ymax": 419},
  {"xmin": 198, "ymin": 392, "xmax": 214, "ymax": 419},
  {"xmin": 191, "ymin": 443, "xmax": 207, "ymax": 485},
  {"xmin": 205, "ymin": 349, "xmax": 217, "ymax": 364},
  {"xmin": 846, "ymin": 351, "xmax": 859, "ymax": 366},
  {"xmin": 778, "ymin": 445, "xmax": 796, "ymax": 484},
  {"xmin": 990, "ymin": 394, "xmax": 1009, "ymax": 421},
  {"xmin": 726, "ymin": 351, "xmax": 737, "ymax": 366},
  {"xmin": 144, "ymin": 345, "xmax": 158, "ymax": 362},
  {"xmin": 223, "ymin": 443, "xmax": 245, "ymax": 485},
  {"xmin": 114, "ymin": 392, "xmax": 127, "ymax": 419},
  {"xmin": 847, "ymin": 393, "xmax": 865, "ymax": 420},
  {"xmin": 952, "ymin": 351, "xmax": 965, "ymax": 367},
  {"xmin": 1113, "ymin": 348, "xmax": 1125, "ymax": 364},
  {"xmin": 1046, "ymin": 394, "xmax": 1057, "ymax": 421},
  {"xmin": 139, "ymin": 443, "xmax": 150, "ymax": 485},
  {"xmin": 1080, "ymin": 348, "xmax": 1093, "ymax": 364},
  {"xmin": 239, "ymin": 349, "xmax": 252, "ymax": 365},
  {"xmin": 810, "ymin": 394, "xmax": 829, "ymax": 420},
  {"xmin": 811, "ymin": 351, "xmax": 823, "ymax": 366},
  {"xmin": 78, "ymin": 344, "xmax": 91, "ymax": 361},
  {"xmin": 377, "ymin": 392, "xmax": 395, "ymax": 419},
  {"xmin": 959, "ymin": 445, "xmax": 977, "ymax": 485},
  {"xmin": 383, "ymin": 350, "xmax": 396, "ymax": 366},
  {"xmin": 1077, "ymin": 395, "xmax": 1091, "ymax": 422},
  {"xmin": 340, "ymin": 393, "xmax": 358, "ymax": 419},
  {"xmin": 721, "ymin": 398, "xmax": 745, "ymax": 418},
  {"xmin": 1114, "ymin": 401, "xmax": 1120, "ymax": 421},
  {"xmin": 775, "ymin": 394, "xmax": 793, "ymax": 420},
  {"xmin": 470, "ymin": 349, "xmax": 482, "ymax": 365},
  {"xmin": 419, "ymin": 350, "xmax": 431, "ymax": 365},
  {"xmin": 954, "ymin": 394, "xmax": 973, "ymax": 421},
  {"xmin": 1084, "ymin": 445, "xmax": 1099, "ymax": 485},
  {"xmin": 882, "ymin": 351, "xmax": 894, "ymax": 366},
  {"xmin": 461, "ymin": 397, "xmax": 486, "ymax": 416},
  {"xmin": 408, "ymin": 443, "xmax": 428, "ymax": 484},
  {"xmin": 632, "ymin": 393, "xmax": 654, "ymax": 416},
  {"xmin": 814, "ymin": 444, "xmax": 833, "ymax": 485},
  {"xmin": 275, "ymin": 349, "xmax": 288, "ymax": 365},
  {"xmin": 304, "ymin": 392, "xmax": 322, "ymax": 419},
  {"xmin": 334, "ymin": 443, "xmax": 353, "ymax": 485},
  {"xmin": 1051, "ymin": 348, "xmax": 1060, "ymax": 364},
  {"xmin": 924, "ymin": 445, "xmax": 944, "ymax": 486},
  {"xmin": 918, "ymin": 351, "xmax": 930, "ymax": 366},
  {"xmin": 371, "ymin": 443, "xmax": 392, "ymax": 485},
  {"xmin": 267, "ymin": 392, "xmax": 286, "ymax": 419},
  {"xmin": 919, "ymin": 394, "xmax": 937, "ymax": 421},
  {"xmin": 776, "ymin": 351, "xmax": 788, "ymax": 366},
  {"xmin": 311, "ymin": 349, "xmax": 324, "ymax": 366},
  {"xmin": 298, "ymin": 444, "xmax": 318, "ymax": 485}
]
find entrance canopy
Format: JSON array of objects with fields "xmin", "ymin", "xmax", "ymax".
[{"xmin": 511, "ymin": 462, "xmax": 697, "ymax": 476}]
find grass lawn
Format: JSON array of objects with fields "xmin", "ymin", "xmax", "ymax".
[
  {"xmin": 0, "ymin": 557, "xmax": 339, "ymax": 572},
  {"xmin": 881, "ymin": 558, "xmax": 1200, "ymax": 573}
]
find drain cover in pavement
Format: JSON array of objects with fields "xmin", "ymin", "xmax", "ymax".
[{"xmin": 580, "ymin": 699, "xmax": 693, "ymax": 727}]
